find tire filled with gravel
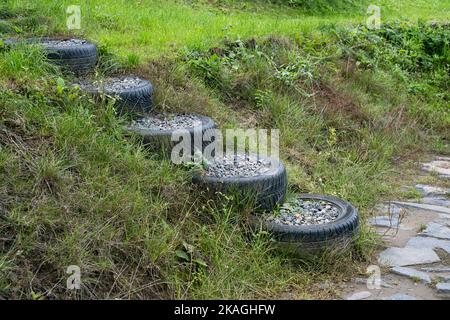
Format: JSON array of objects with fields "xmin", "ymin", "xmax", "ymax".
[
  {"xmin": 250, "ymin": 194, "xmax": 359, "ymax": 254},
  {"xmin": 75, "ymin": 77, "xmax": 154, "ymax": 114},
  {"xmin": 127, "ymin": 113, "xmax": 216, "ymax": 156},
  {"xmin": 38, "ymin": 38, "xmax": 97, "ymax": 74},
  {"xmin": 193, "ymin": 154, "xmax": 287, "ymax": 213},
  {"xmin": 1, "ymin": 38, "xmax": 97, "ymax": 74}
]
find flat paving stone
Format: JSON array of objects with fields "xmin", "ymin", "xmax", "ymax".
[
  {"xmin": 347, "ymin": 291, "xmax": 372, "ymax": 300},
  {"xmin": 439, "ymin": 213, "xmax": 450, "ymax": 220},
  {"xmin": 421, "ymin": 267, "xmax": 450, "ymax": 273},
  {"xmin": 374, "ymin": 204, "xmax": 402, "ymax": 216},
  {"xmin": 391, "ymin": 201, "xmax": 450, "ymax": 214},
  {"xmin": 382, "ymin": 294, "xmax": 417, "ymax": 300},
  {"xmin": 421, "ymin": 221, "xmax": 450, "ymax": 240},
  {"xmin": 341, "ymin": 156, "xmax": 450, "ymax": 300},
  {"xmin": 378, "ymin": 247, "xmax": 440, "ymax": 267},
  {"xmin": 369, "ymin": 204, "xmax": 413, "ymax": 230},
  {"xmin": 391, "ymin": 266, "xmax": 432, "ymax": 284},
  {"xmin": 406, "ymin": 236, "xmax": 450, "ymax": 254},
  {"xmin": 415, "ymin": 184, "xmax": 449, "ymax": 197},
  {"xmin": 421, "ymin": 197, "xmax": 450, "ymax": 208},
  {"xmin": 422, "ymin": 160, "xmax": 450, "ymax": 178},
  {"xmin": 369, "ymin": 215, "xmax": 401, "ymax": 228},
  {"xmin": 438, "ymin": 275, "xmax": 450, "ymax": 282},
  {"xmin": 436, "ymin": 283, "xmax": 450, "ymax": 294}
]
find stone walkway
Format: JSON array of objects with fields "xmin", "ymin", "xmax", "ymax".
[{"xmin": 342, "ymin": 156, "xmax": 450, "ymax": 300}]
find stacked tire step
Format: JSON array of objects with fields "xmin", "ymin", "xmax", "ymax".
[{"xmin": 3, "ymin": 37, "xmax": 359, "ymax": 255}]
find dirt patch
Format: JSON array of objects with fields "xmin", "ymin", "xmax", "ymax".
[{"xmin": 316, "ymin": 83, "xmax": 369, "ymax": 124}]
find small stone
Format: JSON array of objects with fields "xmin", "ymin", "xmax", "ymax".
[
  {"xmin": 382, "ymin": 294, "xmax": 417, "ymax": 300},
  {"xmin": 347, "ymin": 291, "xmax": 372, "ymax": 300},
  {"xmin": 391, "ymin": 266, "xmax": 431, "ymax": 284},
  {"xmin": 203, "ymin": 154, "xmax": 275, "ymax": 178},
  {"xmin": 436, "ymin": 282, "xmax": 450, "ymax": 294},
  {"xmin": 130, "ymin": 113, "xmax": 203, "ymax": 131},
  {"xmin": 378, "ymin": 247, "xmax": 440, "ymax": 267},
  {"xmin": 266, "ymin": 197, "xmax": 341, "ymax": 226},
  {"xmin": 381, "ymin": 281, "xmax": 395, "ymax": 289},
  {"xmin": 40, "ymin": 38, "xmax": 87, "ymax": 47},
  {"xmin": 75, "ymin": 77, "xmax": 148, "ymax": 93}
]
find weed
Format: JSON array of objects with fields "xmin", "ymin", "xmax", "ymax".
[
  {"xmin": 419, "ymin": 224, "xmax": 427, "ymax": 233},
  {"xmin": 403, "ymin": 187, "xmax": 422, "ymax": 200}
]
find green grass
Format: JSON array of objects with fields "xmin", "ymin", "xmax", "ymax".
[
  {"xmin": 0, "ymin": 0, "xmax": 449, "ymax": 299},
  {"xmin": 2, "ymin": 0, "xmax": 449, "ymax": 58}
]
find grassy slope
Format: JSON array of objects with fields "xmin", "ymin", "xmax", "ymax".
[
  {"xmin": 0, "ymin": 0, "xmax": 449, "ymax": 299},
  {"xmin": 4, "ymin": 0, "xmax": 450, "ymax": 58}
]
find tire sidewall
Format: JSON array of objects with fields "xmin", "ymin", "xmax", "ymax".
[{"xmin": 250, "ymin": 194, "xmax": 359, "ymax": 243}]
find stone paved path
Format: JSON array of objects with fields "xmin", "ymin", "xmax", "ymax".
[{"xmin": 342, "ymin": 156, "xmax": 450, "ymax": 300}]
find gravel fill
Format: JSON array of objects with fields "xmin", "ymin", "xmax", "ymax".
[
  {"xmin": 75, "ymin": 77, "xmax": 147, "ymax": 92},
  {"xmin": 203, "ymin": 154, "xmax": 274, "ymax": 178},
  {"xmin": 266, "ymin": 198, "xmax": 340, "ymax": 226},
  {"xmin": 130, "ymin": 113, "xmax": 203, "ymax": 131},
  {"xmin": 40, "ymin": 39, "xmax": 88, "ymax": 47}
]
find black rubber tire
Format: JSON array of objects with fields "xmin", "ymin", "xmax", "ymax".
[
  {"xmin": 249, "ymin": 194, "xmax": 359, "ymax": 253},
  {"xmin": 39, "ymin": 38, "xmax": 97, "ymax": 74},
  {"xmin": 193, "ymin": 157, "xmax": 287, "ymax": 213},
  {"xmin": 127, "ymin": 114, "xmax": 216, "ymax": 156},
  {"xmin": 0, "ymin": 38, "xmax": 97, "ymax": 74},
  {"xmin": 81, "ymin": 79, "xmax": 154, "ymax": 115}
]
